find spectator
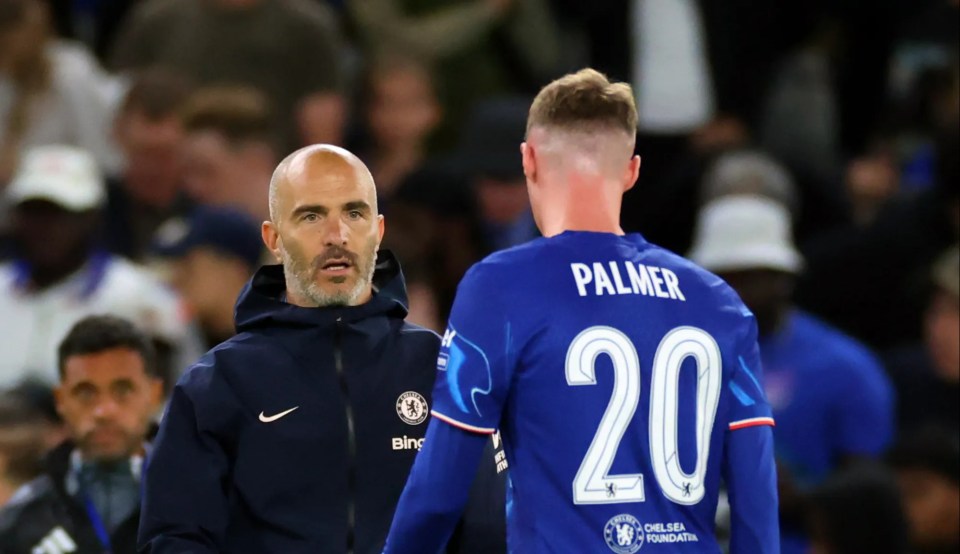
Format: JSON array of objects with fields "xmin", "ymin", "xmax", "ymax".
[
  {"xmin": 386, "ymin": 164, "xmax": 483, "ymax": 322},
  {"xmin": 0, "ymin": 394, "xmax": 46, "ymax": 508},
  {"xmin": 887, "ymin": 428, "xmax": 960, "ymax": 554},
  {"xmin": 105, "ymin": 69, "xmax": 195, "ymax": 261},
  {"xmin": 699, "ymin": 150, "xmax": 800, "ymax": 211},
  {"xmin": 110, "ymin": 0, "xmax": 346, "ymax": 150},
  {"xmin": 1, "ymin": 381, "xmax": 68, "ymax": 450},
  {"xmin": 152, "ymin": 206, "xmax": 263, "ymax": 350},
  {"xmin": 617, "ymin": 0, "xmax": 801, "ymax": 241},
  {"xmin": 702, "ymin": 150, "xmax": 848, "ymax": 247},
  {"xmin": 350, "ymin": 0, "xmax": 563, "ymax": 146},
  {"xmin": 885, "ymin": 0, "xmax": 958, "ymax": 160},
  {"xmin": 886, "ymin": 244, "xmax": 960, "ymax": 435},
  {"xmin": 690, "ymin": 196, "xmax": 895, "ymax": 481},
  {"xmin": 381, "ymin": 97, "xmax": 537, "ymax": 306},
  {"xmin": 457, "ymin": 97, "xmax": 538, "ymax": 254},
  {"xmin": 842, "ymin": 145, "xmax": 902, "ymax": 227},
  {"xmin": 796, "ymin": 123, "xmax": 960, "ymax": 349},
  {"xmin": 0, "ymin": 145, "xmax": 202, "ymax": 388},
  {"xmin": 688, "ymin": 195, "xmax": 895, "ymax": 554},
  {"xmin": 807, "ymin": 464, "xmax": 910, "ymax": 554},
  {"xmin": 0, "ymin": 315, "xmax": 163, "ymax": 554},
  {"xmin": 179, "ymin": 86, "xmax": 277, "ymax": 222},
  {"xmin": 643, "ymin": 149, "xmax": 803, "ymax": 258},
  {"xmin": 357, "ymin": 56, "xmax": 442, "ymax": 209},
  {"xmin": 372, "ymin": 98, "xmax": 539, "ymax": 315},
  {"xmin": 0, "ymin": 0, "xmax": 120, "ymax": 185},
  {"xmin": 42, "ymin": 0, "xmax": 137, "ymax": 62}
]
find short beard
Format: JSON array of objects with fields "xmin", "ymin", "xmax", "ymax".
[{"xmin": 282, "ymin": 241, "xmax": 378, "ymax": 307}]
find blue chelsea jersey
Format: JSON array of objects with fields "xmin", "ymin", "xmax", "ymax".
[{"xmin": 431, "ymin": 231, "xmax": 778, "ymax": 553}]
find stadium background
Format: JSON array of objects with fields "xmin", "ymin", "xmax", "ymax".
[{"xmin": 0, "ymin": 0, "xmax": 957, "ymax": 552}]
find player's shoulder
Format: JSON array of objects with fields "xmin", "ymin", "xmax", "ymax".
[
  {"xmin": 645, "ymin": 242, "xmax": 752, "ymax": 316},
  {"xmin": 485, "ymin": 237, "xmax": 553, "ymax": 264},
  {"xmin": 468, "ymin": 231, "xmax": 626, "ymax": 274},
  {"xmin": 463, "ymin": 238, "xmax": 552, "ymax": 282}
]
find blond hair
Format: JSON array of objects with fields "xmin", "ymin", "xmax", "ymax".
[{"xmin": 527, "ymin": 69, "xmax": 637, "ymax": 136}]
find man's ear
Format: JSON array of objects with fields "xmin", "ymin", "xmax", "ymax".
[
  {"xmin": 262, "ymin": 221, "xmax": 283, "ymax": 263},
  {"xmin": 624, "ymin": 155, "xmax": 641, "ymax": 192},
  {"xmin": 521, "ymin": 142, "xmax": 537, "ymax": 184}
]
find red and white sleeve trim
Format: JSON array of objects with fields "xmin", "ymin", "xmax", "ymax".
[
  {"xmin": 431, "ymin": 410, "xmax": 496, "ymax": 435},
  {"xmin": 728, "ymin": 417, "xmax": 776, "ymax": 431}
]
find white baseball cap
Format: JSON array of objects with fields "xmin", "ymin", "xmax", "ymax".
[
  {"xmin": 688, "ymin": 196, "xmax": 803, "ymax": 274},
  {"xmin": 6, "ymin": 145, "xmax": 105, "ymax": 211}
]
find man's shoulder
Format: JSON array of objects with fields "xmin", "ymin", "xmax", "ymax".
[
  {"xmin": 790, "ymin": 311, "xmax": 886, "ymax": 377},
  {"xmin": 0, "ymin": 475, "xmax": 92, "ymax": 554},
  {"xmin": 398, "ymin": 322, "xmax": 441, "ymax": 344},
  {"xmin": 175, "ymin": 331, "xmax": 299, "ymax": 397},
  {"xmin": 792, "ymin": 311, "xmax": 877, "ymax": 359},
  {"xmin": 179, "ymin": 335, "xmax": 260, "ymax": 381},
  {"xmin": 0, "ymin": 475, "xmax": 61, "ymax": 535}
]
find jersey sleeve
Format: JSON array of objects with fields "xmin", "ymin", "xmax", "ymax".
[
  {"xmin": 382, "ymin": 419, "xmax": 493, "ymax": 554},
  {"xmin": 722, "ymin": 313, "xmax": 780, "ymax": 553},
  {"xmin": 430, "ymin": 263, "xmax": 514, "ymax": 435},
  {"xmin": 725, "ymin": 314, "xmax": 776, "ymax": 432}
]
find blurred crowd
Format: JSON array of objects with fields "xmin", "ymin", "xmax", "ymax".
[{"xmin": 0, "ymin": 0, "xmax": 957, "ymax": 553}]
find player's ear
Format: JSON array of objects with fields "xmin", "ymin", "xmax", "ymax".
[
  {"xmin": 624, "ymin": 155, "xmax": 641, "ymax": 192},
  {"xmin": 521, "ymin": 142, "xmax": 537, "ymax": 184},
  {"xmin": 262, "ymin": 221, "xmax": 283, "ymax": 263}
]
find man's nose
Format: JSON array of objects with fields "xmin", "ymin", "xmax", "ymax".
[
  {"xmin": 323, "ymin": 215, "xmax": 349, "ymax": 245},
  {"xmin": 93, "ymin": 397, "xmax": 120, "ymax": 420}
]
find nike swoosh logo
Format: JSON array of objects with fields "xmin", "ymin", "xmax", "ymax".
[{"xmin": 259, "ymin": 406, "xmax": 299, "ymax": 423}]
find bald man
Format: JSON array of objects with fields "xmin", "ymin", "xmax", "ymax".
[
  {"xmin": 383, "ymin": 69, "xmax": 779, "ymax": 553},
  {"xmin": 139, "ymin": 146, "xmax": 506, "ymax": 553}
]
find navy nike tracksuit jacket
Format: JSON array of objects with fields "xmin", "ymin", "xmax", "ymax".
[{"xmin": 138, "ymin": 253, "xmax": 506, "ymax": 553}]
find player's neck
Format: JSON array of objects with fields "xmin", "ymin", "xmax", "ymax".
[
  {"xmin": 539, "ymin": 184, "xmax": 624, "ymax": 237},
  {"xmin": 543, "ymin": 220, "xmax": 624, "ymax": 237},
  {"xmin": 540, "ymin": 207, "xmax": 624, "ymax": 237}
]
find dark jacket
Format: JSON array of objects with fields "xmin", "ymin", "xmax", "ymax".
[
  {"xmin": 0, "ymin": 442, "xmax": 141, "ymax": 554},
  {"xmin": 138, "ymin": 252, "xmax": 505, "ymax": 553}
]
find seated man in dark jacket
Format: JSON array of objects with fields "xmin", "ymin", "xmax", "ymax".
[
  {"xmin": 138, "ymin": 145, "xmax": 505, "ymax": 553},
  {"xmin": 0, "ymin": 315, "xmax": 164, "ymax": 554}
]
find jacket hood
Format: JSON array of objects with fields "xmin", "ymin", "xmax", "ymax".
[{"xmin": 234, "ymin": 249, "xmax": 410, "ymax": 332}]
